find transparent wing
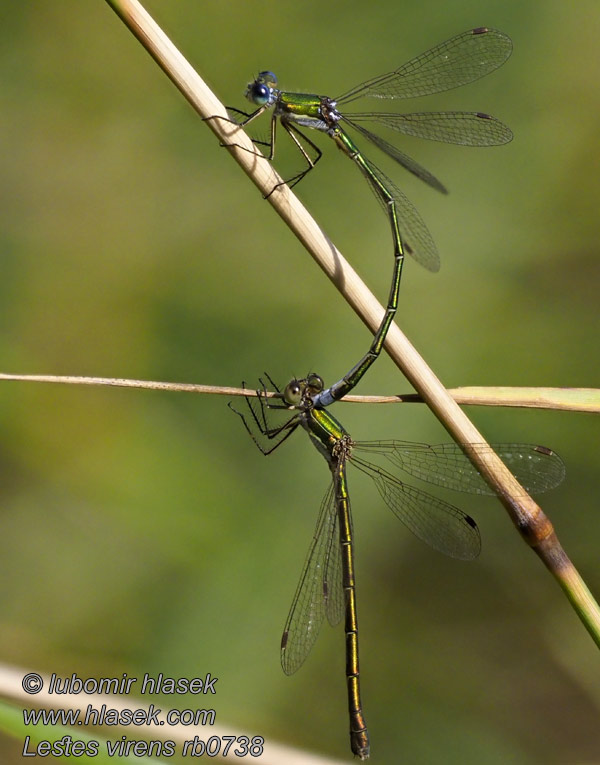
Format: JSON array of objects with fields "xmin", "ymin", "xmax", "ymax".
[
  {"xmin": 363, "ymin": 157, "xmax": 440, "ymax": 272},
  {"xmin": 346, "ymin": 118, "xmax": 448, "ymax": 193},
  {"xmin": 351, "ymin": 455, "xmax": 481, "ymax": 560},
  {"xmin": 337, "ymin": 28, "xmax": 512, "ymax": 104},
  {"xmin": 353, "ymin": 442, "xmax": 566, "ymax": 496},
  {"xmin": 346, "ymin": 111, "xmax": 513, "ymax": 146},
  {"xmin": 280, "ymin": 481, "xmax": 339, "ymax": 675},
  {"xmin": 323, "ymin": 505, "xmax": 344, "ymax": 628}
]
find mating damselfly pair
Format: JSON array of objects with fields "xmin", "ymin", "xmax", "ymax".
[{"xmin": 216, "ymin": 26, "xmax": 562, "ymax": 761}]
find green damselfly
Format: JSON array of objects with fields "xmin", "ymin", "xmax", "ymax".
[
  {"xmin": 222, "ymin": 27, "xmax": 512, "ymax": 406},
  {"xmin": 237, "ymin": 27, "xmax": 512, "ymax": 272},
  {"xmin": 232, "ymin": 374, "xmax": 565, "ymax": 759}
]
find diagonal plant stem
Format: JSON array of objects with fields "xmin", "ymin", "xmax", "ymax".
[{"xmin": 102, "ymin": 0, "xmax": 600, "ymax": 642}]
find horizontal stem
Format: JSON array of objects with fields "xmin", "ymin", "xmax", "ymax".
[{"xmin": 1, "ymin": 373, "xmax": 598, "ymax": 413}]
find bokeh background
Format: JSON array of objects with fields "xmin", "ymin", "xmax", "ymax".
[{"xmin": 1, "ymin": 1, "xmax": 599, "ymax": 762}]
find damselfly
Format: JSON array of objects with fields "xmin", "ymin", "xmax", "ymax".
[
  {"xmin": 219, "ymin": 28, "xmax": 512, "ymax": 405},
  {"xmin": 236, "ymin": 27, "xmax": 512, "ymax": 272},
  {"xmin": 232, "ymin": 374, "xmax": 565, "ymax": 759}
]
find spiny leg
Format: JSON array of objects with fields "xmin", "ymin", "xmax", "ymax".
[
  {"xmin": 264, "ymin": 122, "xmax": 324, "ymax": 198},
  {"xmin": 222, "ymin": 107, "xmax": 273, "ymax": 150},
  {"xmin": 207, "ymin": 111, "xmax": 322, "ymax": 199},
  {"xmin": 204, "ymin": 104, "xmax": 267, "ymax": 130},
  {"xmin": 204, "ymin": 106, "xmax": 275, "ymax": 159},
  {"xmin": 229, "ymin": 381, "xmax": 299, "ymax": 456}
]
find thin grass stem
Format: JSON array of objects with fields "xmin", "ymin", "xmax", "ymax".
[{"xmin": 1, "ymin": 374, "xmax": 598, "ymax": 413}]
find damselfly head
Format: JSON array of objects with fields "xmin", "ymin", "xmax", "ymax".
[
  {"xmin": 282, "ymin": 373, "xmax": 324, "ymax": 407},
  {"xmin": 245, "ymin": 71, "xmax": 278, "ymax": 106}
]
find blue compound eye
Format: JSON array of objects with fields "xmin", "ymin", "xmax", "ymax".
[{"xmin": 248, "ymin": 82, "xmax": 271, "ymax": 106}]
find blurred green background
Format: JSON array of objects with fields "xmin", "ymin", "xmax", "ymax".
[{"xmin": 1, "ymin": 1, "xmax": 599, "ymax": 762}]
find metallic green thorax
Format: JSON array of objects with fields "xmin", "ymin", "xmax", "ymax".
[
  {"xmin": 277, "ymin": 91, "xmax": 323, "ymax": 119},
  {"xmin": 302, "ymin": 405, "xmax": 349, "ymax": 465}
]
